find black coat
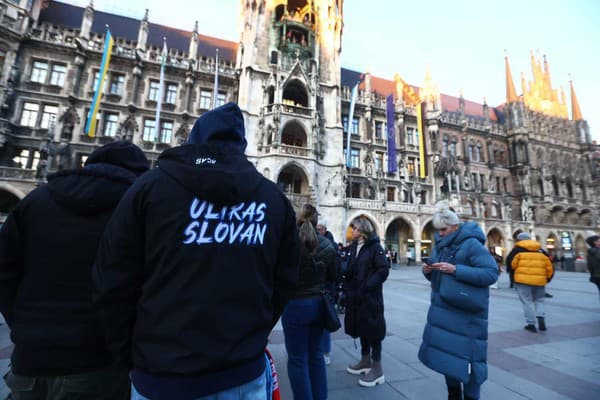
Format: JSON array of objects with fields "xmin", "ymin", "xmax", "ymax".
[
  {"xmin": 0, "ymin": 163, "xmax": 137, "ymax": 375},
  {"xmin": 92, "ymin": 143, "xmax": 300, "ymax": 382},
  {"xmin": 343, "ymin": 237, "xmax": 389, "ymax": 341}
]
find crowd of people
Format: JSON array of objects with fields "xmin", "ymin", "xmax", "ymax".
[{"xmin": 0, "ymin": 102, "xmax": 597, "ymax": 400}]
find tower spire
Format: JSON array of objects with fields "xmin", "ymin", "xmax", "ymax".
[
  {"xmin": 570, "ymin": 79, "xmax": 583, "ymax": 120},
  {"xmin": 505, "ymin": 51, "xmax": 518, "ymax": 103}
]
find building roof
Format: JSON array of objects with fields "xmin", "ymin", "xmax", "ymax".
[
  {"xmin": 40, "ymin": 1, "xmax": 238, "ymax": 61},
  {"xmin": 341, "ymin": 68, "xmax": 501, "ymax": 123},
  {"xmin": 41, "ymin": 2, "xmax": 500, "ymax": 123}
]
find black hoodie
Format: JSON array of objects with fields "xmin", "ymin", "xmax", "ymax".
[
  {"xmin": 92, "ymin": 143, "xmax": 300, "ymax": 398},
  {"xmin": 0, "ymin": 163, "xmax": 139, "ymax": 376}
]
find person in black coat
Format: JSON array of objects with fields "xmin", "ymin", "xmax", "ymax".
[
  {"xmin": 92, "ymin": 103, "xmax": 300, "ymax": 400},
  {"xmin": 0, "ymin": 141, "xmax": 149, "ymax": 400},
  {"xmin": 283, "ymin": 204, "xmax": 336, "ymax": 399},
  {"xmin": 344, "ymin": 217, "xmax": 389, "ymax": 387}
]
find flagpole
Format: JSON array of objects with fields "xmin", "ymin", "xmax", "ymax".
[
  {"xmin": 154, "ymin": 37, "xmax": 167, "ymax": 142},
  {"xmin": 85, "ymin": 25, "xmax": 113, "ymax": 137},
  {"xmin": 212, "ymin": 48, "xmax": 219, "ymax": 109}
]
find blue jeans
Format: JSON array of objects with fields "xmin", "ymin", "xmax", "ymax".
[
  {"xmin": 282, "ymin": 297, "xmax": 327, "ymax": 400},
  {"xmin": 131, "ymin": 364, "xmax": 269, "ymax": 400},
  {"xmin": 446, "ymin": 376, "xmax": 481, "ymax": 399},
  {"xmin": 322, "ymin": 331, "xmax": 331, "ymax": 354}
]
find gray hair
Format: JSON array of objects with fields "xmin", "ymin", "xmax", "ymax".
[
  {"xmin": 351, "ymin": 217, "xmax": 376, "ymax": 240},
  {"xmin": 432, "ymin": 200, "xmax": 460, "ymax": 230}
]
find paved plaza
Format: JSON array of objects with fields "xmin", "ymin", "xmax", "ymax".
[{"xmin": 1, "ymin": 266, "xmax": 599, "ymax": 399}]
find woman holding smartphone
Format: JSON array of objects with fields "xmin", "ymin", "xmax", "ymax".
[{"xmin": 419, "ymin": 201, "xmax": 498, "ymax": 400}]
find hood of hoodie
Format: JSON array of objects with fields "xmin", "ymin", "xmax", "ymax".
[
  {"xmin": 434, "ymin": 221, "xmax": 486, "ymax": 248},
  {"xmin": 516, "ymin": 239, "xmax": 542, "ymax": 251},
  {"xmin": 157, "ymin": 143, "xmax": 263, "ymax": 205},
  {"xmin": 187, "ymin": 102, "xmax": 247, "ymax": 152},
  {"xmin": 47, "ymin": 163, "xmax": 137, "ymax": 215}
]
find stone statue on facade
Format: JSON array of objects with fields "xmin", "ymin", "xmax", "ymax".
[{"xmin": 521, "ymin": 197, "xmax": 532, "ymax": 221}]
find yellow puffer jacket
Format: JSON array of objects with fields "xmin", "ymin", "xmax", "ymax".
[{"xmin": 511, "ymin": 240, "xmax": 553, "ymax": 286}]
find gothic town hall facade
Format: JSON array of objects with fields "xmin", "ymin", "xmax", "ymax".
[{"xmin": 0, "ymin": 0, "xmax": 598, "ymax": 265}]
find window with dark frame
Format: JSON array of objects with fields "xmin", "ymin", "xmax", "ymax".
[
  {"xmin": 30, "ymin": 61, "xmax": 48, "ymax": 83},
  {"xmin": 49, "ymin": 64, "xmax": 66, "ymax": 86},
  {"xmin": 20, "ymin": 102, "xmax": 39, "ymax": 127}
]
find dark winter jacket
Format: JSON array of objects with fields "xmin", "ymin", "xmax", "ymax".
[
  {"xmin": 288, "ymin": 234, "xmax": 336, "ymax": 299},
  {"xmin": 587, "ymin": 247, "xmax": 600, "ymax": 279},
  {"xmin": 418, "ymin": 222, "xmax": 498, "ymax": 385},
  {"xmin": 0, "ymin": 163, "xmax": 140, "ymax": 376},
  {"xmin": 343, "ymin": 237, "xmax": 389, "ymax": 341},
  {"xmin": 92, "ymin": 142, "xmax": 300, "ymax": 399}
]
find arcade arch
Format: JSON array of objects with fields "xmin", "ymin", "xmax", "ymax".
[
  {"xmin": 384, "ymin": 217, "xmax": 415, "ymax": 261},
  {"xmin": 421, "ymin": 220, "xmax": 435, "ymax": 258},
  {"xmin": 276, "ymin": 163, "xmax": 309, "ymax": 209}
]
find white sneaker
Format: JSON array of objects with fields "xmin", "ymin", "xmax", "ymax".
[{"xmin": 324, "ymin": 353, "xmax": 331, "ymax": 365}]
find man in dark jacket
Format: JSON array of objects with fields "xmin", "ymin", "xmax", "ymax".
[
  {"xmin": 586, "ymin": 235, "xmax": 600, "ymax": 301},
  {"xmin": 0, "ymin": 141, "xmax": 149, "ymax": 400},
  {"xmin": 92, "ymin": 103, "xmax": 300, "ymax": 400}
]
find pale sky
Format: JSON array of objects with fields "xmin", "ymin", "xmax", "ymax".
[{"xmin": 66, "ymin": 0, "xmax": 600, "ymax": 140}]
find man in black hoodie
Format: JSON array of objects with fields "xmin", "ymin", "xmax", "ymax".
[
  {"xmin": 93, "ymin": 103, "xmax": 300, "ymax": 400},
  {"xmin": 0, "ymin": 141, "xmax": 149, "ymax": 400}
]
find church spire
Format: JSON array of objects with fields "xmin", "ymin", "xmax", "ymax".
[
  {"xmin": 570, "ymin": 79, "xmax": 583, "ymax": 120},
  {"xmin": 505, "ymin": 52, "xmax": 518, "ymax": 103}
]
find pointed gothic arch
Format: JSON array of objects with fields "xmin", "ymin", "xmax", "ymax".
[
  {"xmin": 282, "ymin": 78, "xmax": 308, "ymax": 107},
  {"xmin": 281, "ymin": 119, "xmax": 307, "ymax": 148}
]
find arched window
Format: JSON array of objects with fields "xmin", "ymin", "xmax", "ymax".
[{"xmin": 468, "ymin": 143, "xmax": 474, "ymax": 161}]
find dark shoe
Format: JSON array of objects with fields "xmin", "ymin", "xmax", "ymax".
[
  {"xmin": 537, "ymin": 316, "xmax": 547, "ymax": 331},
  {"xmin": 524, "ymin": 324, "xmax": 537, "ymax": 333},
  {"xmin": 545, "ymin": 292, "xmax": 553, "ymax": 298},
  {"xmin": 347, "ymin": 354, "xmax": 371, "ymax": 375},
  {"xmin": 358, "ymin": 360, "xmax": 385, "ymax": 387},
  {"xmin": 448, "ymin": 385, "xmax": 462, "ymax": 400}
]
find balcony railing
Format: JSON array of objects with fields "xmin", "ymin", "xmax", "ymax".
[
  {"xmin": 282, "ymin": 104, "xmax": 312, "ymax": 116},
  {"xmin": 0, "ymin": 166, "xmax": 37, "ymax": 181},
  {"xmin": 280, "ymin": 144, "xmax": 311, "ymax": 157},
  {"xmin": 286, "ymin": 193, "xmax": 311, "ymax": 208},
  {"xmin": 348, "ymin": 198, "xmax": 381, "ymax": 210}
]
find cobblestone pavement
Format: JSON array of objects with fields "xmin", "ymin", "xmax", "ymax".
[{"xmin": 2, "ymin": 267, "xmax": 599, "ymax": 399}]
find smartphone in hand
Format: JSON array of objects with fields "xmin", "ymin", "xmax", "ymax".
[{"xmin": 422, "ymin": 257, "xmax": 431, "ymax": 265}]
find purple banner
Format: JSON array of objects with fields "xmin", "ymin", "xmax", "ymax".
[{"xmin": 386, "ymin": 94, "xmax": 397, "ymax": 173}]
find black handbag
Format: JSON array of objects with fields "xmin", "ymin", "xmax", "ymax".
[{"xmin": 321, "ymin": 290, "xmax": 341, "ymax": 332}]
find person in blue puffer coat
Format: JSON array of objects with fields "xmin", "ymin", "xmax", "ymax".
[{"xmin": 418, "ymin": 201, "xmax": 498, "ymax": 400}]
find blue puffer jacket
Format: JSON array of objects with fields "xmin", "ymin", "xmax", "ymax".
[{"xmin": 418, "ymin": 222, "xmax": 498, "ymax": 384}]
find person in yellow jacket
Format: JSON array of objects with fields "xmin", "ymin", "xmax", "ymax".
[{"xmin": 506, "ymin": 232, "xmax": 554, "ymax": 333}]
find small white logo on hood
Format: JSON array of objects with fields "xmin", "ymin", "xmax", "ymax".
[{"xmin": 195, "ymin": 157, "xmax": 216, "ymax": 165}]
